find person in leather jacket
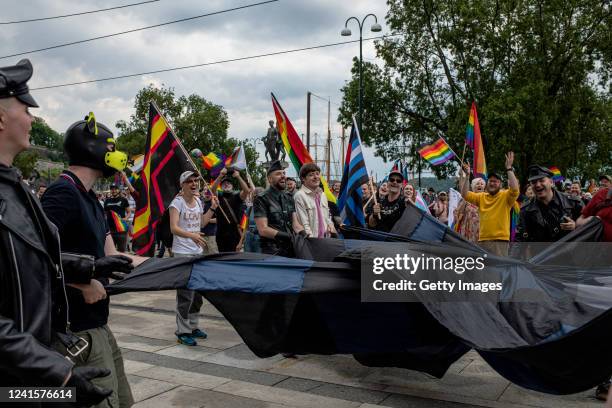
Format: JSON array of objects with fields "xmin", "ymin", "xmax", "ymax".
[
  {"xmin": 0, "ymin": 59, "xmax": 131, "ymax": 406},
  {"xmin": 253, "ymin": 160, "xmax": 304, "ymax": 256},
  {"xmin": 516, "ymin": 165, "xmax": 583, "ymax": 242}
]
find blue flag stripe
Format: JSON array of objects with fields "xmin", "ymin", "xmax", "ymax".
[{"xmin": 338, "ymin": 119, "xmax": 369, "ymax": 227}]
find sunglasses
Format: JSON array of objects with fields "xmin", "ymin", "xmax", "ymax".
[{"xmin": 389, "ymin": 177, "xmax": 402, "ymax": 183}]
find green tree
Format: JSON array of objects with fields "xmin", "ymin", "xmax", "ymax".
[
  {"xmin": 339, "ymin": 0, "xmax": 611, "ymax": 183},
  {"xmin": 30, "ymin": 117, "xmax": 63, "ymax": 150},
  {"xmin": 13, "ymin": 150, "xmax": 39, "ymax": 179},
  {"xmin": 116, "ymin": 84, "xmax": 264, "ymax": 185}
]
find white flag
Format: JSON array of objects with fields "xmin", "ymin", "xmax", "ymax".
[{"xmin": 447, "ymin": 188, "xmax": 462, "ymax": 227}]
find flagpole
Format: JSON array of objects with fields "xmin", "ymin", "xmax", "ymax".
[
  {"xmin": 362, "ymin": 195, "xmax": 374, "ymax": 212},
  {"xmin": 236, "ymin": 206, "xmax": 251, "ymax": 252},
  {"xmin": 242, "ymin": 142, "xmax": 256, "ymax": 190},
  {"xmin": 149, "ymin": 100, "xmax": 231, "ymax": 224},
  {"xmin": 369, "ymin": 173, "xmax": 380, "ymax": 220},
  {"xmin": 436, "ymin": 134, "xmax": 461, "ymax": 160}
]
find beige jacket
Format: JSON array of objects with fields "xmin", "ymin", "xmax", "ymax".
[{"xmin": 293, "ymin": 185, "xmax": 333, "ymax": 238}]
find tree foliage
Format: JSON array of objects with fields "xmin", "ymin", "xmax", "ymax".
[
  {"xmin": 13, "ymin": 150, "xmax": 39, "ymax": 179},
  {"xmin": 30, "ymin": 117, "xmax": 63, "ymax": 151},
  {"xmin": 28, "ymin": 117, "xmax": 65, "ymax": 162},
  {"xmin": 116, "ymin": 84, "xmax": 264, "ymax": 186},
  {"xmin": 339, "ymin": 0, "xmax": 611, "ymax": 183}
]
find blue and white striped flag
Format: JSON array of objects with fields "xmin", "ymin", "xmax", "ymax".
[{"xmin": 338, "ymin": 117, "xmax": 369, "ymax": 227}]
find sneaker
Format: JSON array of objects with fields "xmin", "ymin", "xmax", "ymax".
[
  {"xmin": 177, "ymin": 334, "xmax": 197, "ymax": 346},
  {"xmin": 192, "ymin": 328, "xmax": 208, "ymax": 339}
]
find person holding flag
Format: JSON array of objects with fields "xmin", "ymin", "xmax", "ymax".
[
  {"xmin": 103, "ymin": 183, "xmax": 130, "ymax": 252},
  {"xmin": 42, "ymin": 112, "xmax": 148, "ymax": 407},
  {"xmin": 169, "ymin": 171, "xmax": 218, "ymax": 346},
  {"xmin": 210, "ymin": 166, "xmax": 251, "ymax": 252},
  {"xmin": 368, "ymin": 169, "xmax": 406, "ymax": 232},
  {"xmin": 336, "ymin": 118, "xmax": 370, "ymax": 227}
]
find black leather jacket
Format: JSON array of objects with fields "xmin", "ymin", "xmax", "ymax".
[
  {"xmin": 253, "ymin": 187, "xmax": 296, "ymax": 255},
  {"xmin": 0, "ymin": 165, "xmax": 96, "ymax": 387},
  {"xmin": 516, "ymin": 190, "xmax": 583, "ymax": 242}
]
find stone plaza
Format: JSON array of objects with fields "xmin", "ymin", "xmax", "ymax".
[{"xmin": 110, "ymin": 291, "xmax": 602, "ymax": 408}]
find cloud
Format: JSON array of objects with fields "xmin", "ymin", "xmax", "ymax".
[{"xmin": 2, "ymin": 0, "xmax": 400, "ymax": 179}]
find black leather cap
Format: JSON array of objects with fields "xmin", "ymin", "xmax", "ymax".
[
  {"xmin": 527, "ymin": 165, "xmax": 554, "ymax": 182},
  {"xmin": 487, "ymin": 171, "xmax": 503, "ymax": 181},
  {"xmin": 267, "ymin": 160, "xmax": 285, "ymax": 175},
  {"xmin": 0, "ymin": 59, "xmax": 38, "ymax": 108}
]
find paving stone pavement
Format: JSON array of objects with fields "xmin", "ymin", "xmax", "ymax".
[{"xmin": 109, "ymin": 291, "xmax": 604, "ymax": 408}]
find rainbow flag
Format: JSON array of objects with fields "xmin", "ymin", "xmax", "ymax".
[
  {"xmin": 509, "ymin": 202, "xmax": 520, "ymax": 242},
  {"xmin": 418, "ymin": 138, "xmax": 455, "ymax": 166},
  {"xmin": 239, "ymin": 210, "xmax": 249, "ymax": 232},
  {"xmin": 110, "ymin": 211, "xmax": 128, "ymax": 233},
  {"xmin": 202, "ymin": 153, "xmax": 226, "ymax": 177},
  {"xmin": 549, "ymin": 166, "xmax": 564, "ymax": 182},
  {"xmin": 271, "ymin": 93, "xmax": 336, "ymax": 204},
  {"xmin": 210, "ymin": 179, "xmax": 222, "ymax": 192},
  {"xmin": 202, "ymin": 152, "xmax": 221, "ymax": 169},
  {"xmin": 466, "ymin": 102, "xmax": 487, "ymax": 178},
  {"xmin": 466, "ymin": 102, "xmax": 479, "ymax": 148}
]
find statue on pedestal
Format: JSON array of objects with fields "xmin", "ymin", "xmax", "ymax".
[{"xmin": 263, "ymin": 120, "xmax": 286, "ymax": 162}]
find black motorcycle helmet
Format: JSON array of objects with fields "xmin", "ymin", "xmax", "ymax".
[{"xmin": 64, "ymin": 112, "xmax": 127, "ymax": 178}]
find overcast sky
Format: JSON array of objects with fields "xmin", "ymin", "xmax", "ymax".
[{"xmin": 1, "ymin": 0, "xmax": 405, "ymax": 179}]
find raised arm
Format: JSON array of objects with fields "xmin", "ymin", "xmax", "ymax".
[
  {"xmin": 211, "ymin": 168, "xmax": 227, "ymax": 194},
  {"xmin": 505, "ymin": 151, "xmax": 519, "ymax": 192},
  {"xmin": 233, "ymin": 170, "xmax": 250, "ymax": 201}
]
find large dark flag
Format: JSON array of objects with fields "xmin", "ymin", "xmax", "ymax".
[
  {"xmin": 109, "ymin": 217, "xmax": 612, "ymax": 395},
  {"xmin": 337, "ymin": 117, "xmax": 369, "ymax": 226},
  {"xmin": 131, "ymin": 102, "xmax": 197, "ymax": 255}
]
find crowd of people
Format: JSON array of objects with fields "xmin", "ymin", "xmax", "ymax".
[{"xmin": 2, "ymin": 59, "xmax": 611, "ymax": 407}]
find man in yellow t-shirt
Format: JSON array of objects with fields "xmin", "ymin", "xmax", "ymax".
[{"xmin": 459, "ymin": 152, "xmax": 519, "ymax": 256}]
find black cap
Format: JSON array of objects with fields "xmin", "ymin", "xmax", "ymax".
[
  {"xmin": 0, "ymin": 59, "xmax": 38, "ymax": 108},
  {"xmin": 267, "ymin": 160, "xmax": 285, "ymax": 175},
  {"xmin": 599, "ymin": 174, "xmax": 611, "ymax": 182},
  {"xmin": 388, "ymin": 170, "xmax": 404, "ymax": 181},
  {"xmin": 487, "ymin": 171, "xmax": 503, "ymax": 181},
  {"xmin": 527, "ymin": 165, "xmax": 554, "ymax": 182}
]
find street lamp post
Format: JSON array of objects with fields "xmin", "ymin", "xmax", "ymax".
[{"xmin": 341, "ymin": 14, "xmax": 382, "ymax": 133}]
